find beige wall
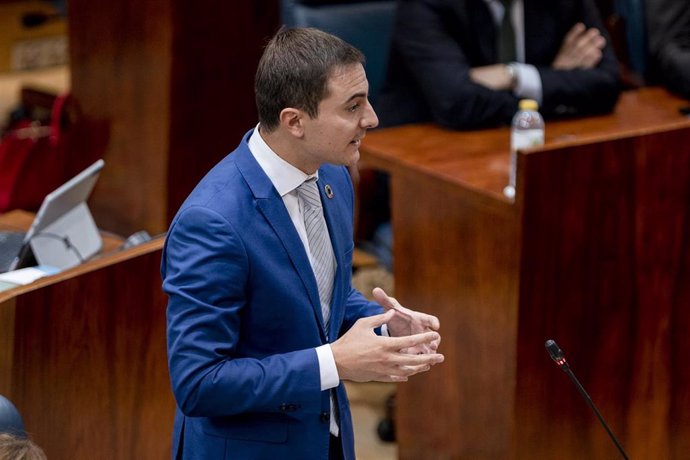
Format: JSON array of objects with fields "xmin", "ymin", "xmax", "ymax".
[
  {"xmin": 0, "ymin": 1, "xmax": 69, "ymax": 129},
  {"xmin": 0, "ymin": 1, "xmax": 67, "ymax": 72}
]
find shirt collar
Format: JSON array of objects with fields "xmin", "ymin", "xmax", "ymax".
[{"xmin": 248, "ymin": 124, "xmax": 318, "ymax": 197}]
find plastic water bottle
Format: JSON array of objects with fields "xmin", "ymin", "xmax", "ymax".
[{"xmin": 503, "ymin": 99, "xmax": 544, "ymax": 199}]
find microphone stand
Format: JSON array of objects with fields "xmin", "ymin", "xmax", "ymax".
[{"xmin": 545, "ymin": 339, "xmax": 629, "ymax": 460}]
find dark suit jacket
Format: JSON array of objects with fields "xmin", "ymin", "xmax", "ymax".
[
  {"xmin": 646, "ymin": 0, "xmax": 690, "ymax": 99},
  {"xmin": 376, "ymin": 0, "xmax": 621, "ymax": 129},
  {"xmin": 162, "ymin": 129, "xmax": 382, "ymax": 459}
]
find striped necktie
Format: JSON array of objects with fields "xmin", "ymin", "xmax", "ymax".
[
  {"xmin": 297, "ymin": 177, "xmax": 335, "ymax": 333},
  {"xmin": 297, "ymin": 177, "xmax": 340, "ymax": 437}
]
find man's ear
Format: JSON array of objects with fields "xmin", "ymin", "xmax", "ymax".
[{"xmin": 279, "ymin": 108, "xmax": 305, "ymax": 138}]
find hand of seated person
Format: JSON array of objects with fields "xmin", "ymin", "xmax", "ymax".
[
  {"xmin": 552, "ymin": 22, "xmax": 606, "ymax": 70},
  {"xmin": 469, "ymin": 64, "xmax": 515, "ymax": 91}
]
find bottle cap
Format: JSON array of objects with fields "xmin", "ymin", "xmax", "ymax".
[{"xmin": 518, "ymin": 99, "xmax": 538, "ymax": 111}]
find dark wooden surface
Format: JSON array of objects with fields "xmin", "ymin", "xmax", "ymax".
[
  {"xmin": 391, "ymin": 169, "xmax": 519, "ymax": 459},
  {"xmin": 360, "ymin": 87, "xmax": 690, "ymax": 459},
  {"xmin": 0, "ymin": 211, "xmax": 173, "ymax": 460},
  {"xmin": 67, "ymin": 0, "xmax": 280, "ymax": 236},
  {"xmin": 362, "ymin": 87, "xmax": 690, "ymax": 199},
  {"xmin": 514, "ymin": 125, "xmax": 690, "ymax": 459}
]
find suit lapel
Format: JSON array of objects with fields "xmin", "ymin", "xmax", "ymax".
[
  {"xmin": 318, "ymin": 168, "xmax": 347, "ymax": 340},
  {"xmin": 256, "ymin": 198, "xmax": 327, "ymax": 336},
  {"xmin": 234, "ymin": 134, "xmax": 326, "ymax": 339}
]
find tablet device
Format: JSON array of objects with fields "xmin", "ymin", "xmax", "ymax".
[{"xmin": 3, "ymin": 159, "xmax": 104, "ymax": 272}]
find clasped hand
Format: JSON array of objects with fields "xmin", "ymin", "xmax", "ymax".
[
  {"xmin": 552, "ymin": 23, "xmax": 606, "ymax": 70},
  {"xmin": 469, "ymin": 22, "xmax": 607, "ymax": 92},
  {"xmin": 331, "ymin": 288, "xmax": 444, "ymax": 383}
]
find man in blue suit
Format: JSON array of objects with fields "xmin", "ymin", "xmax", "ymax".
[{"xmin": 162, "ymin": 27, "xmax": 444, "ymax": 460}]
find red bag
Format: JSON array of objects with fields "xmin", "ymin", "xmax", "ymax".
[{"xmin": 0, "ymin": 93, "xmax": 73, "ymax": 213}]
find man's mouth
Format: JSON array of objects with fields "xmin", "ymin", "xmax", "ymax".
[{"xmin": 350, "ymin": 134, "xmax": 365, "ymax": 146}]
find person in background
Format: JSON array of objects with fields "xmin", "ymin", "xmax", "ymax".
[
  {"xmin": 592, "ymin": 0, "xmax": 689, "ymax": 98},
  {"xmin": 376, "ymin": 0, "xmax": 621, "ymax": 129},
  {"xmin": 0, "ymin": 434, "xmax": 46, "ymax": 460},
  {"xmin": 645, "ymin": 0, "xmax": 690, "ymax": 99},
  {"xmin": 162, "ymin": 27, "xmax": 444, "ymax": 460}
]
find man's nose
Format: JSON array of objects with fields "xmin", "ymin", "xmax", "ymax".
[{"xmin": 362, "ymin": 100, "xmax": 379, "ymax": 129}]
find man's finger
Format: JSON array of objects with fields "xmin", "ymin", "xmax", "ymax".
[
  {"xmin": 420, "ymin": 313, "xmax": 441, "ymax": 331},
  {"xmin": 563, "ymin": 22, "xmax": 586, "ymax": 48},
  {"xmin": 372, "ymin": 287, "xmax": 397, "ymax": 309},
  {"xmin": 360, "ymin": 309, "xmax": 396, "ymax": 328},
  {"xmin": 387, "ymin": 331, "xmax": 441, "ymax": 350},
  {"xmin": 398, "ymin": 364, "xmax": 432, "ymax": 374},
  {"xmin": 373, "ymin": 287, "xmax": 414, "ymax": 321},
  {"xmin": 581, "ymin": 49, "xmax": 603, "ymax": 68},
  {"xmin": 390, "ymin": 351, "xmax": 444, "ymax": 367}
]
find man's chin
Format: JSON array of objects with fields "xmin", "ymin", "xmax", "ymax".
[
  {"xmin": 329, "ymin": 148, "xmax": 360, "ymax": 167},
  {"xmin": 346, "ymin": 150, "xmax": 361, "ymax": 166}
]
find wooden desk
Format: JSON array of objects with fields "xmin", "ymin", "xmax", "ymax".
[
  {"xmin": 360, "ymin": 87, "xmax": 690, "ymax": 459},
  {"xmin": 0, "ymin": 210, "xmax": 124, "ymax": 255},
  {"xmin": 0, "ymin": 211, "xmax": 174, "ymax": 459}
]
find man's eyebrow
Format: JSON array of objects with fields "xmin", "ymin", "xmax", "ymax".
[{"xmin": 344, "ymin": 92, "xmax": 367, "ymax": 104}]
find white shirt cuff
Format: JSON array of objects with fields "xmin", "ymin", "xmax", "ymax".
[
  {"xmin": 512, "ymin": 63, "xmax": 543, "ymax": 106},
  {"xmin": 316, "ymin": 344, "xmax": 340, "ymax": 391},
  {"xmin": 381, "ymin": 324, "xmax": 391, "ymax": 337}
]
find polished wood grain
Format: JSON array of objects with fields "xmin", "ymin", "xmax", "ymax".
[
  {"xmin": 513, "ymin": 124, "xmax": 690, "ymax": 459},
  {"xmin": 0, "ymin": 211, "xmax": 173, "ymax": 459},
  {"xmin": 362, "ymin": 87, "xmax": 690, "ymax": 198},
  {"xmin": 67, "ymin": 0, "xmax": 279, "ymax": 236},
  {"xmin": 391, "ymin": 169, "xmax": 519, "ymax": 459},
  {"xmin": 360, "ymin": 87, "xmax": 690, "ymax": 459}
]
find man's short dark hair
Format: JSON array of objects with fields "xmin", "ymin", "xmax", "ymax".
[{"xmin": 255, "ymin": 27, "xmax": 365, "ymax": 132}]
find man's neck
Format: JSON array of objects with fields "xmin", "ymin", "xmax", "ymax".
[{"xmin": 258, "ymin": 125, "xmax": 317, "ymax": 175}]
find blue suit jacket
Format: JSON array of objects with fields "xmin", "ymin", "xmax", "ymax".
[{"xmin": 162, "ymin": 130, "xmax": 382, "ymax": 459}]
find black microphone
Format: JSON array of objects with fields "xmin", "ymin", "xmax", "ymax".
[{"xmin": 544, "ymin": 339, "xmax": 629, "ymax": 460}]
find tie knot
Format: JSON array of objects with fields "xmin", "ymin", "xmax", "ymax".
[{"xmin": 297, "ymin": 177, "xmax": 321, "ymax": 209}]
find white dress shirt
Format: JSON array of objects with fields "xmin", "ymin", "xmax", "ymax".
[
  {"xmin": 247, "ymin": 127, "xmax": 341, "ymax": 394},
  {"xmin": 484, "ymin": 0, "xmax": 543, "ymax": 104}
]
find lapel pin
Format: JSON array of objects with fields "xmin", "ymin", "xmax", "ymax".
[{"xmin": 324, "ymin": 184, "xmax": 334, "ymax": 199}]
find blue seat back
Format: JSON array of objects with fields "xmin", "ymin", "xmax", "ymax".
[
  {"xmin": 281, "ymin": 0, "xmax": 397, "ymax": 102},
  {"xmin": 0, "ymin": 395, "xmax": 25, "ymax": 437}
]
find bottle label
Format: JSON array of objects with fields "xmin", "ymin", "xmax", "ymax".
[{"xmin": 511, "ymin": 129, "xmax": 544, "ymax": 151}]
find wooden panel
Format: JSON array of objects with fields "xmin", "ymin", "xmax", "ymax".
[
  {"xmin": 8, "ymin": 244, "xmax": 173, "ymax": 459},
  {"xmin": 362, "ymin": 87, "xmax": 690, "ymax": 197},
  {"xmin": 0, "ymin": 297, "xmax": 15, "ymax": 392},
  {"xmin": 392, "ymin": 168, "xmax": 519, "ymax": 460},
  {"xmin": 167, "ymin": 1, "xmax": 279, "ymax": 225},
  {"xmin": 0, "ymin": 208, "xmax": 173, "ymax": 460},
  {"xmin": 514, "ymin": 125, "xmax": 690, "ymax": 459},
  {"xmin": 359, "ymin": 87, "xmax": 690, "ymax": 459},
  {"xmin": 68, "ymin": 0, "xmax": 279, "ymax": 236},
  {"xmin": 67, "ymin": 0, "xmax": 173, "ymax": 235}
]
